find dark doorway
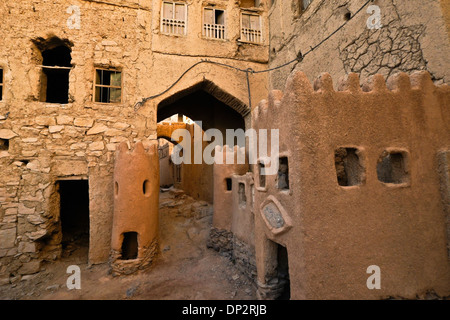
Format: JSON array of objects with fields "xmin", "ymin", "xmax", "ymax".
[
  {"xmin": 59, "ymin": 180, "xmax": 89, "ymax": 260},
  {"xmin": 121, "ymin": 232, "xmax": 138, "ymax": 260},
  {"xmin": 276, "ymin": 244, "xmax": 290, "ymax": 300}
]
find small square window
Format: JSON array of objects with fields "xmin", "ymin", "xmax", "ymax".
[
  {"xmin": 0, "ymin": 139, "xmax": 9, "ymax": 151},
  {"xmin": 225, "ymin": 178, "xmax": 232, "ymax": 191},
  {"xmin": 0, "ymin": 68, "xmax": 3, "ymax": 101},
  {"xmin": 161, "ymin": 1, "xmax": 187, "ymax": 35},
  {"xmin": 377, "ymin": 151, "xmax": 409, "ymax": 184},
  {"xmin": 240, "ymin": 12, "xmax": 263, "ymax": 44},
  {"xmin": 203, "ymin": 8, "xmax": 226, "ymax": 40},
  {"xmin": 94, "ymin": 69, "xmax": 122, "ymax": 103},
  {"xmin": 277, "ymin": 157, "xmax": 289, "ymax": 190},
  {"xmin": 335, "ymin": 148, "xmax": 365, "ymax": 186},
  {"xmin": 258, "ymin": 162, "xmax": 266, "ymax": 188}
]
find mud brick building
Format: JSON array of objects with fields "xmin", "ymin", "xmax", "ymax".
[{"xmin": 0, "ymin": 0, "xmax": 449, "ymax": 299}]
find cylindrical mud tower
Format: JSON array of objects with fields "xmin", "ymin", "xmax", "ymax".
[{"xmin": 110, "ymin": 141, "xmax": 159, "ymax": 275}]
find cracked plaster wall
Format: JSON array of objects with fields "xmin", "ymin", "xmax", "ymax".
[{"xmin": 268, "ymin": 0, "xmax": 450, "ymax": 89}]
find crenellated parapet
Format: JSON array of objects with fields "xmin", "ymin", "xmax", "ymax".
[{"xmin": 252, "ymin": 71, "xmax": 450, "ymax": 300}]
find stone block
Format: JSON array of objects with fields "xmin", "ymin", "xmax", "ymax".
[
  {"xmin": 18, "ymin": 203, "xmax": 35, "ymax": 215},
  {"xmin": 35, "ymin": 116, "xmax": 56, "ymax": 126},
  {"xmin": 87, "ymin": 124, "xmax": 108, "ymax": 135},
  {"xmin": 89, "ymin": 141, "xmax": 105, "ymax": 151},
  {"xmin": 56, "ymin": 115, "xmax": 74, "ymax": 125},
  {"xmin": 52, "ymin": 160, "xmax": 88, "ymax": 176},
  {"xmin": 18, "ymin": 261, "xmax": 41, "ymax": 275},
  {"xmin": 0, "ymin": 228, "xmax": 16, "ymax": 249},
  {"xmin": 0, "ymin": 129, "xmax": 17, "ymax": 139},
  {"xmin": 74, "ymin": 118, "xmax": 94, "ymax": 127},
  {"xmin": 48, "ymin": 125, "xmax": 64, "ymax": 133},
  {"xmin": 18, "ymin": 241, "xmax": 37, "ymax": 253}
]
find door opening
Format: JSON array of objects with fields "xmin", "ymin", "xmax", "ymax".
[
  {"xmin": 58, "ymin": 180, "xmax": 90, "ymax": 261},
  {"xmin": 276, "ymin": 244, "xmax": 290, "ymax": 300}
]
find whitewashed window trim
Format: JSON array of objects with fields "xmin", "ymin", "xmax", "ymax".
[
  {"xmin": 240, "ymin": 12, "xmax": 263, "ymax": 44},
  {"xmin": 203, "ymin": 7, "xmax": 226, "ymax": 40},
  {"xmin": 161, "ymin": 1, "xmax": 188, "ymax": 36}
]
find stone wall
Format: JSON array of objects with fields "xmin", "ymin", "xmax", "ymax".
[
  {"xmin": 0, "ymin": 0, "xmax": 269, "ymax": 281},
  {"xmin": 268, "ymin": 0, "xmax": 450, "ymax": 90},
  {"xmin": 208, "ymin": 171, "xmax": 257, "ymax": 282},
  {"xmin": 252, "ymin": 70, "xmax": 450, "ymax": 299}
]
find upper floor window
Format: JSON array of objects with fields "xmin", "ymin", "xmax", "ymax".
[
  {"xmin": 161, "ymin": 1, "xmax": 187, "ymax": 36},
  {"xmin": 240, "ymin": 12, "xmax": 263, "ymax": 44},
  {"xmin": 41, "ymin": 44, "xmax": 72, "ymax": 104},
  {"xmin": 94, "ymin": 68, "xmax": 122, "ymax": 103},
  {"xmin": 203, "ymin": 8, "xmax": 226, "ymax": 40},
  {"xmin": 0, "ymin": 68, "xmax": 3, "ymax": 101}
]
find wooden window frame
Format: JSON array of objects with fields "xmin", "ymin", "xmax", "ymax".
[
  {"xmin": 161, "ymin": 1, "xmax": 188, "ymax": 36},
  {"xmin": 93, "ymin": 67, "xmax": 123, "ymax": 104},
  {"xmin": 240, "ymin": 11, "xmax": 263, "ymax": 44},
  {"xmin": 203, "ymin": 7, "xmax": 227, "ymax": 40}
]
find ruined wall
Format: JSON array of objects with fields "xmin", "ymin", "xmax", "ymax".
[
  {"xmin": 253, "ymin": 70, "xmax": 450, "ymax": 299},
  {"xmin": 158, "ymin": 141, "xmax": 174, "ymax": 188},
  {"xmin": 208, "ymin": 146, "xmax": 248, "ymax": 254},
  {"xmin": 231, "ymin": 173, "xmax": 256, "ymax": 281},
  {"xmin": 0, "ymin": 0, "xmax": 269, "ymax": 281},
  {"xmin": 208, "ymin": 168, "xmax": 257, "ymax": 282},
  {"xmin": 268, "ymin": 0, "xmax": 450, "ymax": 90}
]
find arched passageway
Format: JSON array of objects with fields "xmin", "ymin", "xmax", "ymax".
[{"xmin": 156, "ymin": 81, "xmax": 248, "ymax": 202}]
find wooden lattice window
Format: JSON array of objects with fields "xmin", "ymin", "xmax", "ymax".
[
  {"xmin": 203, "ymin": 8, "xmax": 226, "ymax": 40},
  {"xmin": 240, "ymin": 12, "xmax": 262, "ymax": 44},
  {"xmin": 161, "ymin": 1, "xmax": 187, "ymax": 36}
]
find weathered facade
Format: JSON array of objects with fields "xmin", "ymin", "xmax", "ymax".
[
  {"xmin": 0, "ymin": 0, "xmax": 269, "ymax": 281},
  {"xmin": 268, "ymin": 0, "xmax": 450, "ymax": 89},
  {"xmin": 1, "ymin": 0, "xmax": 449, "ymax": 300},
  {"xmin": 251, "ymin": 70, "xmax": 450, "ymax": 299}
]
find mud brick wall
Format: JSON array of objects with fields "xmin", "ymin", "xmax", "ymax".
[{"xmin": 252, "ymin": 70, "xmax": 450, "ymax": 299}]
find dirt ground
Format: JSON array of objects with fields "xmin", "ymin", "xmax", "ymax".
[{"xmin": 0, "ymin": 189, "xmax": 256, "ymax": 300}]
